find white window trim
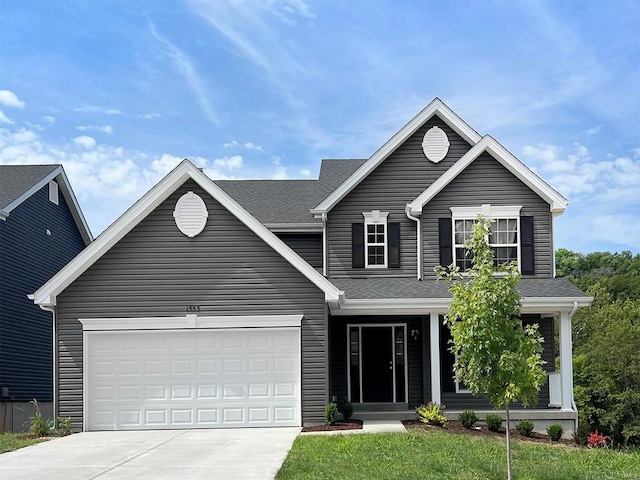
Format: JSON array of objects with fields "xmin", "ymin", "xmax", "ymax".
[
  {"xmin": 363, "ymin": 211, "xmax": 389, "ymax": 269},
  {"xmin": 49, "ymin": 180, "xmax": 59, "ymax": 205},
  {"xmin": 451, "ymin": 205, "xmax": 522, "ymax": 273}
]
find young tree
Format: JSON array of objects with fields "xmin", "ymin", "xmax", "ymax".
[{"xmin": 437, "ymin": 216, "xmax": 546, "ymax": 480}]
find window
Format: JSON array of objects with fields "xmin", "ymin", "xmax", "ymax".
[
  {"xmin": 451, "ymin": 205, "xmax": 522, "ymax": 271},
  {"xmin": 363, "ymin": 211, "xmax": 389, "ymax": 268}
]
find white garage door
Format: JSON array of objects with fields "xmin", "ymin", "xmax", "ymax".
[{"xmin": 85, "ymin": 328, "xmax": 300, "ymax": 431}]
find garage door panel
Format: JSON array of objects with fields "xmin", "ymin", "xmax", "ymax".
[{"xmin": 86, "ymin": 328, "xmax": 300, "ymax": 430}]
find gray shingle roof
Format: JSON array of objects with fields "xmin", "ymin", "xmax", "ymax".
[
  {"xmin": 332, "ymin": 277, "xmax": 590, "ymax": 299},
  {"xmin": 0, "ymin": 164, "xmax": 60, "ymax": 210},
  {"xmin": 216, "ymin": 159, "xmax": 365, "ymax": 224}
]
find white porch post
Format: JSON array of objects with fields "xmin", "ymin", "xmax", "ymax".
[
  {"xmin": 559, "ymin": 310, "xmax": 574, "ymax": 411},
  {"xmin": 430, "ymin": 312, "xmax": 441, "ymax": 404}
]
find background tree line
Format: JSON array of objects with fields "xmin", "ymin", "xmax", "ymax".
[{"xmin": 556, "ymin": 249, "xmax": 640, "ymax": 446}]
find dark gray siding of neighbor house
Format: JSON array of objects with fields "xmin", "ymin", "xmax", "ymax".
[
  {"xmin": 0, "ymin": 184, "xmax": 86, "ymax": 402},
  {"xmin": 276, "ymin": 234, "xmax": 322, "ymax": 270},
  {"xmin": 440, "ymin": 315, "xmax": 555, "ymax": 409},
  {"xmin": 329, "ymin": 316, "xmax": 423, "ymax": 408},
  {"xmin": 422, "ymin": 153, "xmax": 553, "ymax": 278},
  {"xmin": 56, "ymin": 180, "xmax": 328, "ymax": 430},
  {"xmin": 327, "ymin": 116, "xmax": 473, "ymax": 278}
]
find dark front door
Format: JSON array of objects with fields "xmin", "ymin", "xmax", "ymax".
[{"xmin": 361, "ymin": 327, "xmax": 393, "ymax": 402}]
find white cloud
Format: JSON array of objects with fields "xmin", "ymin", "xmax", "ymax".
[
  {"xmin": 223, "ymin": 140, "xmax": 238, "ymax": 148},
  {"xmin": 73, "ymin": 105, "xmax": 122, "ymax": 115},
  {"xmin": 43, "ymin": 116, "xmax": 56, "ymax": 124},
  {"xmin": 0, "ymin": 90, "xmax": 25, "ymax": 109},
  {"xmin": 300, "ymin": 168, "xmax": 311, "ymax": 177},
  {"xmin": 77, "ymin": 125, "xmax": 113, "ymax": 134},
  {"xmin": 0, "ymin": 110, "xmax": 13, "ymax": 124},
  {"xmin": 12, "ymin": 128, "xmax": 39, "ymax": 143},
  {"xmin": 586, "ymin": 126, "xmax": 601, "ymax": 136},
  {"xmin": 73, "ymin": 135, "xmax": 97, "ymax": 149},
  {"xmin": 244, "ymin": 142, "xmax": 263, "ymax": 151},
  {"xmin": 213, "ymin": 155, "xmax": 243, "ymax": 170},
  {"xmin": 270, "ymin": 156, "xmax": 288, "ymax": 179}
]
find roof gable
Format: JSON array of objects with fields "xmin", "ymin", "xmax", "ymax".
[
  {"xmin": 407, "ymin": 135, "xmax": 569, "ymax": 216},
  {"xmin": 0, "ymin": 164, "xmax": 92, "ymax": 244},
  {"xmin": 32, "ymin": 160, "xmax": 342, "ymax": 307},
  {"xmin": 310, "ymin": 98, "xmax": 481, "ymax": 215}
]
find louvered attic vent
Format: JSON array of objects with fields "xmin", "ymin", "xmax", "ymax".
[
  {"xmin": 173, "ymin": 191, "xmax": 208, "ymax": 237},
  {"xmin": 422, "ymin": 126, "xmax": 450, "ymax": 163}
]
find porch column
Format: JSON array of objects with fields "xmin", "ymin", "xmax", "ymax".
[
  {"xmin": 430, "ymin": 312, "xmax": 441, "ymax": 404},
  {"xmin": 559, "ymin": 310, "xmax": 574, "ymax": 411}
]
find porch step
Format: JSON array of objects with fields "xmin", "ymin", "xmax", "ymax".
[
  {"xmin": 353, "ymin": 403, "xmax": 409, "ymax": 412},
  {"xmin": 355, "ymin": 410, "xmax": 415, "ymax": 421}
]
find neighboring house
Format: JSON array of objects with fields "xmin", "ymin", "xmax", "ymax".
[
  {"xmin": 33, "ymin": 99, "xmax": 591, "ymax": 435},
  {"xmin": 0, "ymin": 165, "xmax": 92, "ymax": 432}
]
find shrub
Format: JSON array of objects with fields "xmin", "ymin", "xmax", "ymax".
[
  {"xmin": 573, "ymin": 422, "xmax": 591, "ymax": 445},
  {"xmin": 547, "ymin": 423, "xmax": 564, "ymax": 441},
  {"xmin": 27, "ymin": 399, "xmax": 54, "ymax": 437},
  {"xmin": 56, "ymin": 417, "xmax": 72, "ymax": 436},
  {"xmin": 338, "ymin": 399, "xmax": 353, "ymax": 421},
  {"xmin": 458, "ymin": 410, "xmax": 479, "ymax": 429},
  {"xmin": 485, "ymin": 413, "xmax": 503, "ymax": 432},
  {"xmin": 516, "ymin": 419, "xmax": 535, "ymax": 437},
  {"xmin": 587, "ymin": 430, "xmax": 610, "ymax": 448},
  {"xmin": 324, "ymin": 402, "xmax": 339, "ymax": 426},
  {"xmin": 415, "ymin": 402, "xmax": 447, "ymax": 427}
]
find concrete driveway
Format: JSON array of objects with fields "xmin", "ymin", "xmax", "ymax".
[{"xmin": 0, "ymin": 428, "xmax": 300, "ymax": 480}]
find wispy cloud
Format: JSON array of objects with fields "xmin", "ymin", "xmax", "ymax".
[
  {"xmin": 243, "ymin": 142, "xmax": 263, "ymax": 151},
  {"xmin": 0, "ymin": 111, "xmax": 13, "ymax": 124},
  {"xmin": 77, "ymin": 125, "xmax": 113, "ymax": 134},
  {"xmin": 148, "ymin": 21, "xmax": 218, "ymax": 126},
  {"xmin": 73, "ymin": 105, "xmax": 122, "ymax": 115},
  {"xmin": 0, "ymin": 90, "xmax": 25, "ymax": 109},
  {"xmin": 223, "ymin": 140, "xmax": 238, "ymax": 148},
  {"xmin": 43, "ymin": 115, "xmax": 56, "ymax": 124},
  {"xmin": 73, "ymin": 135, "xmax": 97, "ymax": 149},
  {"xmin": 213, "ymin": 155, "xmax": 243, "ymax": 170}
]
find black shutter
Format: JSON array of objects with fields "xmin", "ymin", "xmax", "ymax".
[
  {"xmin": 352, "ymin": 223, "xmax": 365, "ymax": 268},
  {"xmin": 520, "ymin": 216, "xmax": 535, "ymax": 275},
  {"xmin": 439, "ymin": 218, "xmax": 453, "ymax": 267},
  {"xmin": 388, "ymin": 222, "xmax": 401, "ymax": 268}
]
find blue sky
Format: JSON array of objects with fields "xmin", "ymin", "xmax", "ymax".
[{"xmin": 0, "ymin": 0, "xmax": 638, "ymax": 253}]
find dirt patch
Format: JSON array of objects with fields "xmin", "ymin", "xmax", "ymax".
[
  {"xmin": 402, "ymin": 420, "xmax": 578, "ymax": 446},
  {"xmin": 302, "ymin": 419, "xmax": 363, "ymax": 432}
]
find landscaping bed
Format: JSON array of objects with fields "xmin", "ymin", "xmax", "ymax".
[{"xmin": 301, "ymin": 419, "xmax": 363, "ymax": 432}]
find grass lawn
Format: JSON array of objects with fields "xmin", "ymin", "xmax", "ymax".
[
  {"xmin": 0, "ymin": 433, "xmax": 51, "ymax": 454},
  {"xmin": 276, "ymin": 430, "xmax": 640, "ymax": 480}
]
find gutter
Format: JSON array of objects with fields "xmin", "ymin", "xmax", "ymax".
[
  {"xmin": 405, "ymin": 205, "xmax": 422, "ymax": 280},
  {"xmin": 321, "ymin": 213, "xmax": 328, "ymax": 277},
  {"xmin": 568, "ymin": 300, "xmax": 579, "ymax": 434}
]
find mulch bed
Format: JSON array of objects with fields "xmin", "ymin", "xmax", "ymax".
[
  {"xmin": 302, "ymin": 419, "xmax": 363, "ymax": 432},
  {"xmin": 402, "ymin": 420, "xmax": 578, "ymax": 446}
]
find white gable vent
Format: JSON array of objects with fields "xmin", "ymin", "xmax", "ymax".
[
  {"xmin": 422, "ymin": 126, "xmax": 450, "ymax": 163},
  {"xmin": 173, "ymin": 191, "xmax": 208, "ymax": 237}
]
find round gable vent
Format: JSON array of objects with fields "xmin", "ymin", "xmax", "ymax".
[
  {"xmin": 422, "ymin": 126, "xmax": 450, "ymax": 163},
  {"xmin": 173, "ymin": 191, "xmax": 208, "ymax": 237}
]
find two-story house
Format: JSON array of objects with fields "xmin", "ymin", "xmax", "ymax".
[
  {"xmin": 1, "ymin": 164, "xmax": 92, "ymax": 431},
  {"xmin": 32, "ymin": 99, "xmax": 590, "ymax": 435}
]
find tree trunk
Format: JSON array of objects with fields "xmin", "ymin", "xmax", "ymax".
[{"xmin": 506, "ymin": 403, "xmax": 512, "ymax": 480}]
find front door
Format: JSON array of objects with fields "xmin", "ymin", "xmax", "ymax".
[{"xmin": 362, "ymin": 327, "xmax": 393, "ymax": 402}]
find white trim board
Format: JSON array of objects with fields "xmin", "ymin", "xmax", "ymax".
[
  {"xmin": 311, "ymin": 98, "xmax": 482, "ymax": 216},
  {"xmin": 32, "ymin": 160, "xmax": 343, "ymax": 307},
  {"xmin": 408, "ymin": 136, "xmax": 569, "ymax": 216},
  {"xmin": 79, "ymin": 314, "xmax": 303, "ymax": 331}
]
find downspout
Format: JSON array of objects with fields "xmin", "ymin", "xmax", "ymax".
[
  {"xmin": 405, "ymin": 205, "xmax": 422, "ymax": 280},
  {"xmin": 321, "ymin": 213, "xmax": 328, "ymax": 277},
  {"xmin": 29, "ymin": 296, "xmax": 57, "ymax": 427},
  {"xmin": 568, "ymin": 300, "xmax": 579, "ymax": 434}
]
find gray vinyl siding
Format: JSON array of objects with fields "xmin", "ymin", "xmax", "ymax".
[
  {"xmin": 56, "ymin": 180, "xmax": 328, "ymax": 430},
  {"xmin": 422, "ymin": 152, "xmax": 553, "ymax": 278},
  {"xmin": 328, "ymin": 116, "xmax": 473, "ymax": 278},
  {"xmin": 440, "ymin": 316, "xmax": 555, "ymax": 410},
  {"xmin": 276, "ymin": 234, "xmax": 322, "ymax": 270},
  {"xmin": 0, "ymin": 183, "xmax": 85, "ymax": 402},
  {"xmin": 328, "ymin": 316, "xmax": 423, "ymax": 407}
]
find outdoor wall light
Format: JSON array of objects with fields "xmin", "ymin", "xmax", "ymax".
[{"xmin": 411, "ymin": 329, "xmax": 419, "ymax": 342}]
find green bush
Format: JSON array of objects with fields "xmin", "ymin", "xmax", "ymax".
[
  {"xmin": 458, "ymin": 410, "xmax": 478, "ymax": 429},
  {"xmin": 516, "ymin": 419, "xmax": 535, "ymax": 437},
  {"xmin": 27, "ymin": 399, "xmax": 54, "ymax": 437},
  {"xmin": 485, "ymin": 414, "xmax": 503, "ymax": 432},
  {"xmin": 338, "ymin": 399, "xmax": 353, "ymax": 421},
  {"xmin": 415, "ymin": 402, "xmax": 447, "ymax": 427},
  {"xmin": 324, "ymin": 402, "xmax": 339, "ymax": 425},
  {"xmin": 547, "ymin": 423, "xmax": 564, "ymax": 441},
  {"xmin": 56, "ymin": 417, "xmax": 72, "ymax": 436}
]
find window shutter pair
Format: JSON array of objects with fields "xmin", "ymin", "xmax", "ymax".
[
  {"xmin": 437, "ymin": 216, "xmax": 535, "ymax": 274},
  {"xmin": 351, "ymin": 223, "xmax": 400, "ymax": 268}
]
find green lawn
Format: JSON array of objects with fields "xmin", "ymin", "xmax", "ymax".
[
  {"xmin": 276, "ymin": 430, "xmax": 640, "ymax": 480},
  {"xmin": 0, "ymin": 433, "xmax": 51, "ymax": 454}
]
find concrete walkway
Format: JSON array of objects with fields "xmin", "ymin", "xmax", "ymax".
[
  {"xmin": 0, "ymin": 428, "xmax": 300, "ymax": 480},
  {"xmin": 300, "ymin": 419, "xmax": 407, "ymax": 436}
]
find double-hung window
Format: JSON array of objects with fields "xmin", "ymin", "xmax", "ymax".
[
  {"xmin": 451, "ymin": 205, "xmax": 522, "ymax": 271},
  {"xmin": 363, "ymin": 211, "xmax": 389, "ymax": 268}
]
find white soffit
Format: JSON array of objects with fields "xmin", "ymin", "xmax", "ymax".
[{"xmin": 310, "ymin": 98, "xmax": 482, "ymax": 216}]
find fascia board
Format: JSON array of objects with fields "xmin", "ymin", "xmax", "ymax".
[
  {"xmin": 265, "ymin": 223, "xmax": 323, "ymax": 233},
  {"xmin": 33, "ymin": 160, "xmax": 342, "ymax": 307},
  {"xmin": 409, "ymin": 136, "xmax": 569, "ymax": 215},
  {"xmin": 3, "ymin": 166, "xmax": 63, "ymax": 214},
  {"xmin": 311, "ymin": 98, "xmax": 482, "ymax": 215}
]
